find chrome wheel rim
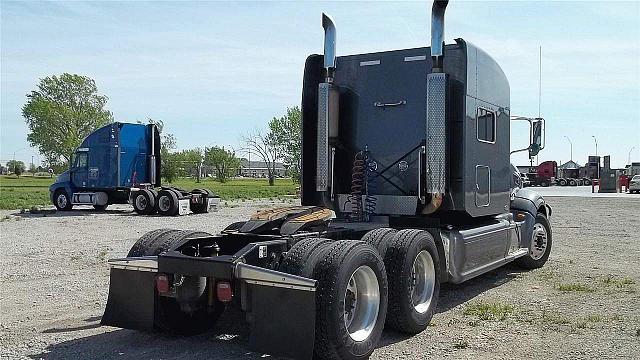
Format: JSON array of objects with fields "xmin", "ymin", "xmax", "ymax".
[
  {"xmin": 57, "ymin": 194, "xmax": 67, "ymax": 208},
  {"xmin": 411, "ymin": 250, "xmax": 436, "ymax": 314},
  {"xmin": 158, "ymin": 195, "xmax": 171, "ymax": 212},
  {"xmin": 135, "ymin": 194, "xmax": 148, "ymax": 210},
  {"xmin": 343, "ymin": 265, "xmax": 380, "ymax": 342},
  {"xmin": 530, "ymin": 223, "xmax": 548, "ymax": 260}
]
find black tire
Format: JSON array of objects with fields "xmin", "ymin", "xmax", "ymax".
[
  {"xmin": 361, "ymin": 228, "xmax": 398, "ymax": 256},
  {"xmin": 93, "ymin": 204, "xmax": 108, "ymax": 211},
  {"xmin": 569, "ymin": 179, "xmax": 577, "ymax": 186},
  {"xmin": 127, "ymin": 228, "xmax": 212, "ymax": 257},
  {"xmin": 53, "ymin": 189, "xmax": 72, "ymax": 211},
  {"xmin": 540, "ymin": 181, "xmax": 549, "ymax": 187},
  {"xmin": 127, "ymin": 228, "xmax": 179, "ymax": 257},
  {"xmin": 222, "ymin": 221, "xmax": 246, "ymax": 232},
  {"xmin": 150, "ymin": 229, "xmax": 212, "ymax": 256},
  {"xmin": 515, "ymin": 213, "xmax": 552, "ymax": 269},
  {"xmin": 312, "ymin": 240, "xmax": 388, "ymax": 360},
  {"xmin": 279, "ymin": 237, "xmax": 333, "ymax": 277},
  {"xmin": 558, "ymin": 179, "xmax": 567, "ymax": 186},
  {"xmin": 132, "ymin": 190, "xmax": 155, "ymax": 215},
  {"xmin": 384, "ymin": 229, "xmax": 440, "ymax": 334},
  {"xmin": 157, "ymin": 189, "xmax": 180, "ymax": 216}
]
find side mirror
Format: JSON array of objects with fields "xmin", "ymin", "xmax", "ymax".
[{"xmin": 528, "ymin": 119, "xmax": 544, "ymax": 158}]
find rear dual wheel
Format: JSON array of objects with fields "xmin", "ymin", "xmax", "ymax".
[
  {"xmin": 132, "ymin": 189, "xmax": 156, "ymax": 215},
  {"xmin": 280, "ymin": 239, "xmax": 388, "ymax": 360},
  {"xmin": 157, "ymin": 189, "xmax": 180, "ymax": 216},
  {"xmin": 381, "ymin": 229, "xmax": 440, "ymax": 334},
  {"xmin": 190, "ymin": 188, "xmax": 214, "ymax": 214}
]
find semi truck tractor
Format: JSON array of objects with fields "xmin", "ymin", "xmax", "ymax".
[
  {"xmin": 101, "ymin": 2, "xmax": 553, "ymax": 359},
  {"xmin": 525, "ymin": 160, "xmax": 557, "ymax": 187},
  {"xmin": 49, "ymin": 122, "xmax": 219, "ymax": 215}
]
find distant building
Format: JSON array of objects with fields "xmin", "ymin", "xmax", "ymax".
[
  {"xmin": 238, "ymin": 159, "xmax": 286, "ymax": 178},
  {"xmin": 558, "ymin": 160, "xmax": 581, "ymax": 178}
]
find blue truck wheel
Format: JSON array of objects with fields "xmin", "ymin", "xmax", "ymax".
[
  {"xmin": 157, "ymin": 190, "xmax": 179, "ymax": 216},
  {"xmin": 53, "ymin": 189, "xmax": 73, "ymax": 211},
  {"xmin": 132, "ymin": 190, "xmax": 156, "ymax": 215}
]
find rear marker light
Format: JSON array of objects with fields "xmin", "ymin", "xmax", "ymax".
[
  {"xmin": 217, "ymin": 281, "xmax": 233, "ymax": 302},
  {"xmin": 156, "ymin": 274, "xmax": 170, "ymax": 294}
]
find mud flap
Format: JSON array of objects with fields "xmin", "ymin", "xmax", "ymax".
[
  {"xmin": 101, "ymin": 268, "xmax": 156, "ymax": 331},
  {"xmin": 247, "ymin": 283, "xmax": 316, "ymax": 359}
]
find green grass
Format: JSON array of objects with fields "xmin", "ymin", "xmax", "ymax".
[
  {"xmin": 0, "ymin": 175, "xmax": 298, "ymax": 210},
  {"xmin": 463, "ymin": 302, "xmax": 514, "ymax": 321},
  {"xmin": 601, "ymin": 275, "xmax": 636, "ymax": 288},
  {"xmin": 453, "ymin": 340, "xmax": 469, "ymax": 349},
  {"xmin": 554, "ymin": 283, "xmax": 594, "ymax": 292},
  {"xmin": 0, "ymin": 175, "xmax": 53, "ymax": 210},
  {"xmin": 542, "ymin": 311, "xmax": 571, "ymax": 325}
]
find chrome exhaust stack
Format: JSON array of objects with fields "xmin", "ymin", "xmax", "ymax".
[
  {"xmin": 317, "ymin": 13, "xmax": 339, "ymax": 196},
  {"xmin": 430, "ymin": 0, "xmax": 448, "ymax": 73},
  {"xmin": 322, "ymin": 13, "xmax": 337, "ymax": 81},
  {"xmin": 423, "ymin": 0, "xmax": 448, "ymax": 214}
]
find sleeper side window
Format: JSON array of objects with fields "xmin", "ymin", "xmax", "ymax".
[{"xmin": 477, "ymin": 108, "xmax": 496, "ymax": 143}]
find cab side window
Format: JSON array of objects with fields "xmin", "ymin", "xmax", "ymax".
[
  {"xmin": 477, "ymin": 108, "xmax": 496, "ymax": 143},
  {"xmin": 74, "ymin": 153, "xmax": 88, "ymax": 168}
]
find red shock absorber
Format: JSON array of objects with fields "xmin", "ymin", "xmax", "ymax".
[{"xmin": 349, "ymin": 151, "xmax": 365, "ymax": 221}]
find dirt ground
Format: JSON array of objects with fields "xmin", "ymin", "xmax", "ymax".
[{"xmin": 1, "ymin": 197, "xmax": 639, "ymax": 360}]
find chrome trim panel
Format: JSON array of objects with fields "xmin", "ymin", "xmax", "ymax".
[
  {"xmin": 404, "ymin": 55, "xmax": 427, "ymax": 62},
  {"xmin": 108, "ymin": 257, "xmax": 158, "ymax": 272},
  {"xmin": 235, "ymin": 262, "xmax": 316, "ymax": 292},
  {"xmin": 360, "ymin": 60, "xmax": 380, "ymax": 66}
]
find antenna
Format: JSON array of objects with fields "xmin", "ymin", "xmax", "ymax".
[{"xmin": 538, "ymin": 46, "xmax": 542, "ymax": 118}]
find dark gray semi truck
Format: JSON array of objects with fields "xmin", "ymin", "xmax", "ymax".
[{"xmin": 101, "ymin": 2, "xmax": 553, "ymax": 359}]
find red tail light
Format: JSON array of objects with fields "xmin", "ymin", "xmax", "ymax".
[
  {"xmin": 156, "ymin": 274, "xmax": 170, "ymax": 294},
  {"xmin": 216, "ymin": 281, "xmax": 233, "ymax": 302}
]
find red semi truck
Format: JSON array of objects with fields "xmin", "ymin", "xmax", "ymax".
[{"xmin": 526, "ymin": 161, "xmax": 557, "ymax": 187}]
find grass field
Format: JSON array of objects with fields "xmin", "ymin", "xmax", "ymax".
[{"xmin": 0, "ymin": 175, "xmax": 297, "ymax": 210}]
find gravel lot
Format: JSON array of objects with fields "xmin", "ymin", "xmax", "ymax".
[{"xmin": 1, "ymin": 196, "xmax": 639, "ymax": 360}]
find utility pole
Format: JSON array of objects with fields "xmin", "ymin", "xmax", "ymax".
[
  {"xmin": 592, "ymin": 136, "xmax": 599, "ymax": 179},
  {"xmin": 564, "ymin": 136, "xmax": 573, "ymax": 161},
  {"xmin": 629, "ymin": 146, "xmax": 636, "ymax": 166}
]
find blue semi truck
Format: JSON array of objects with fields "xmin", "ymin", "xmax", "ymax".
[{"xmin": 49, "ymin": 122, "xmax": 219, "ymax": 215}]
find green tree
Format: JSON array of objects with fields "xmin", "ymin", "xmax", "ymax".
[
  {"xmin": 160, "ymin": 133, "xmax": 180, "ymax": 183},
  {"xmin": 204, "ymin": 146, "xmax": 240, "ymax": 183},
  {"xmin": 7, "ymin": 160, "xmax": 25, "ymax": 177},
  {"xmin": 29, "ymin": 163, "xmax": 37, "ymax": 176},
  {"xmin": 181, "ymin": 148, "xmax": 204, "ymax": 182},
  {"xmin": 269, "ymin": 106, "xmax": 302, "ymax": 182},
  {"xmin": 22, "ymin": 73, "xmax": 114, "ymax": 166}
]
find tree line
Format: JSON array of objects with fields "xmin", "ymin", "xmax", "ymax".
[{"xmin": 20, "ymin": 73, "xmax": 301, "ymax": 185}]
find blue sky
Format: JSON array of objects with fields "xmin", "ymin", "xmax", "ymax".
[{"xmin": 1, "ymin": 1, "xmax": 639, "ymax": 168}]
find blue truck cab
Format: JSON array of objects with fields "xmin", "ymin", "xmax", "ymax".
[
  {"xmin": 49, "ymin": 122, "xmax": 220, "ymax": 215},
  {"xmin": 50, "ymin": 122, "xmax": 161, "ymax": 211}
]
